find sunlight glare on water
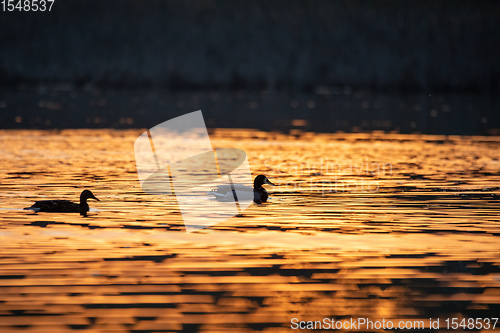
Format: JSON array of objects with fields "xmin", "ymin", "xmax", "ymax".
[{"xmin": 1, "ymin": 129, "xmax": 500, "ymax": 332}]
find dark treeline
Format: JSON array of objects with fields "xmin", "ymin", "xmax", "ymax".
[
  {"xmin": 0, "ymin": 0, "xmax": 499, "ymax": 92},
  {"xmin": 1, "ymin": 0, "xmax": 500, "ymax": 134}
]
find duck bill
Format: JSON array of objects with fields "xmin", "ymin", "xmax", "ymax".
[
  {"xmin": 264, "ymin": 178, "xmax": 276, "ymax": 186},
  {"xmin": 92, "ymin": 195, "xmax": 100, "ymax": 201}
]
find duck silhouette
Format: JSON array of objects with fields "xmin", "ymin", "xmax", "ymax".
[
  {"xmin": 24, "ymin": 190, "xmax": 100, "ymax": 217},
  {"xmin": 210, "ymin": 175, "xmax": 275, "ymax": 204}
]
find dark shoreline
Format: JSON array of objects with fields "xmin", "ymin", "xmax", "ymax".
[{"xmin": 1, "ymin": 0, "xmax": 499, "ymax": 92}]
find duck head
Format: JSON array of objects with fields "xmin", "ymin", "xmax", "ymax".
[
  {"xmin": 80, "ymin": 190, "xmax": 100, "ymax": 203},
  {"xmin": 253, "ymin": 175, "xmax": 275, "ymax": 189}
]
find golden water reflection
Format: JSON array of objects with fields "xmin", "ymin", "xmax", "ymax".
[{"xmin": 1, "ymin": 129, "xmax": 500, "ymax": 332}]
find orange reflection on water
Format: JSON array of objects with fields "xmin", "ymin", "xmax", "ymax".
[{"xmin": 1, "ymin": 129, "xmax": 500, "ymax": 332}]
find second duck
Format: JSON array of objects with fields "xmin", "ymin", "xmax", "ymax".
[{"xmin": 210, "ymin": 175, "xmax": 275, "ymax": 204}]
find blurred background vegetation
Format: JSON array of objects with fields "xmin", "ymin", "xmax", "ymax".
[{"xmin": 0, "ymin": 0, "xmax": 499, "ymax": 134}]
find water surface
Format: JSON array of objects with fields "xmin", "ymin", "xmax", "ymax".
[{"xmin": 1, "ymin": 129, "xmax": 500, "ymax": 332}]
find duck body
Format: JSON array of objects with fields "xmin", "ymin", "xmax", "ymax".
[
  {"xmin": 25, "ymin": 190, "xmax": 99, "ymax": 216},
  {"xmin": 254, "ymin": 186, "xmax": 269, "ymax": 203},
  {"xmin": 210, "ymin": 175, "xmax": 275, "ymax": 204}
]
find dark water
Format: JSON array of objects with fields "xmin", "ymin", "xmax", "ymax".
[
  {"xmin": 1, "ymin": 88, "xmax": 499, "ymax": 135},
  {"xmin": 1, "ymin": 129, "xmax": 500, "ymax": 332}
]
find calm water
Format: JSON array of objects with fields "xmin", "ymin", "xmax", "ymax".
[{"xmin": 1, "ymin": 129, "xmax": 500, "ymax": 332}]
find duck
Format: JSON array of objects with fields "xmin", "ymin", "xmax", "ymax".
[
  {"xmin": 24, "ymin": 190, "xmax": 100, "ymax": 217},
  {"xmin": 210, "ymin": 175, "xmax": 275, "ymax": 204}
]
